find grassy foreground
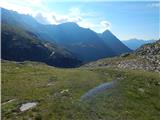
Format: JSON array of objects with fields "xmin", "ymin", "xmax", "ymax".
[{"xmin": 1, "ymin": 60, "xmax": 160, "ymax": 120}]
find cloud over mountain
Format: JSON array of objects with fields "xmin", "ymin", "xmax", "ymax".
[
  {"xmin": 0, "ymin": 0, "xmax": 111, "ymax": 33},
  {"xmin": 35, "ymin": 13, "xmax": 50, "ymax": 24},
  {"xmin": 100, "ymin": 21, "xmax": 111, "ymax": 30}
]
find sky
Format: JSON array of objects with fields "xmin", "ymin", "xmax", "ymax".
[{"xmin": 0, "ymin": 0, "xmax": 159, "ymax": 40}]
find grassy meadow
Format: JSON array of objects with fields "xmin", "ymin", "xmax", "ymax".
[{"xmin": 1, "ymin": 60, "xmax": 160, "ymax": 120}]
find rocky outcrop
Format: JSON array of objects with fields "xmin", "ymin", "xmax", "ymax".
[
  {"xmin": 135, "ymin": 40, "xmax": 160, "ymax": 56},
  {"xmin": 135, "ymin": 40, "xmax": 160, "ymax": 72},
  {"xmin": 85, "ymin": 40, "xmax": 160, "ymax": 72}
]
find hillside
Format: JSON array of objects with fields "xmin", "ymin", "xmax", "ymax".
[
  {"xmin": 98, "ymin": 30, "xmax": 132, "ymax": 54},
  {"xmin": 1, "ymin": 2, "xmax": 159, "ymax": 120},
  {"xmin": 1, "ymin": 23, "xmax": 81, "ymax": 67},
  {"xmin": 48, "ymin": 22, "xmax": 117, "ymax": 62},
  {"xmin": 85, "ymin": 40, "xmax": 160, "ymax": 72},
  {"xmin": 2, "ymin": 60, "xmax": 160, "ymax": 120},
  {"xmin": 1, "ymin": 8, "xmax": 131, "ymax": 62}
]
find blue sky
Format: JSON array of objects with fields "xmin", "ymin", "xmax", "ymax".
[{"xmin": 0, "ymin": 0, "xmax": 159, "ymax": 40}]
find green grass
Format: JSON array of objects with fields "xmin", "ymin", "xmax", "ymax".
[
  {"xmin": 1, "ymin": 60, "xmax": 160, "ymax": 120},
  {"xmin": 84, "ymin": 54, "xmax": 138, "ymax": 68}
]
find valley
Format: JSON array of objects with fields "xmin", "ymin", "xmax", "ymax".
[
  {"xmin": 1, "ymin": 8, "xmax": 131, "ymax": 65},
  {"xmin": 1, "ymin": 3, "xmax": 159, "ymax": 120},
  {"xmin": 2, "ymin": 60, "xmax": 160, "ymax": 120}
]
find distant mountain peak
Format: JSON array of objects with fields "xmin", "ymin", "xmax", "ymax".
[
  {"xmin": 123, "ymin": 38, "xmax": 157, "ymax": 50},
  {"xmin": 102, "ymin": 29, "xmax": 112, "ymax": 34},
  {"xmin": 99, "ymin": 29, "xmax": 132, "ymax": 54},
  {"xmin": 102, "ymin": 30, "xmax": 117, "ymax": 39}
]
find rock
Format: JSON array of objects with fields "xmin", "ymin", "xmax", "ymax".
[
  {"xmin": 138, "ymin": 88, "xmax": 145, "ymax": 93},
  {"xmin": 120, "ymin": 53, "xmax": 130, "ymax": 57},
  {"xmin": 60, "ymin": 89, "xmax": 69, "ymax": 94},
  {"xmin": 20, "ymin": 102, "xmax": 37, "ymax": 112}
]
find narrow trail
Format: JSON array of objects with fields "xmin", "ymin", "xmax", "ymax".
[{"xmin": 81, "ymin": 81, "xmax": 114, "ymax": 100}]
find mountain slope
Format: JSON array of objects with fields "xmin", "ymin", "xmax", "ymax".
[
  {"xmin": 1, "ymin": 23, "xmax": 81, "ymax": 67},
  {"xmin": 47, "ymin": 22, "xmax": 117, "ymax": 62},
  {"xmin": 84, "ymin": 40, "xmax": 160, "ymax": 72},
  {"xmin": 1, "ymin": 8, "xmax": 131, "ymax": 62},
  {"xmin": 98, "ymin": 30, "xmax": 132, "ymax": 54},
  {"xmin": 123, "ymin": 39, "xmax": 157, "ymax": 50}
]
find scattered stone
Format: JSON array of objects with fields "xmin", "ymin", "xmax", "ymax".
[
  {"xmin": 138, "ymin": 88, "xmax": 145, "ymax": 93},
  {"xmin": 85, "ymin": 40, "xmax": 160, "ymax": 73},
  {"xmin": 120, "ymin": 53, "xmax": 130, "ymax": 57},
  {"xmin": 60, "ymin": 89, "xmax": 69, "ymax": 94},
  {"xmin": 47, "ymin": 83, "xmax": 54, "ymax": 86},
  {"xmin": 20, "ymin": 102, "xmax": 37, "ymax": 112}
]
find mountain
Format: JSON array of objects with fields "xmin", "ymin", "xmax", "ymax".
[
  {"xmin": 47, "ymin": 22, "xmax": 118, "ymax": 62},
  {"xmin": 98, "ymin": 30, "xmax": 132, "ymax": 54},
  {"xmin": 1, "ymin": 23, "xmax": 81, "ymax": 67},
  {"xmin": 85, "ymin": 40, "xmax": 160, "ymax": 72},
  {"xmin": 1, "ymin": 8, "xmax": 131, "ymax": 63},
  {"xmin": 122, "ymin": 39, "xmax": 157, "ymax": 50},
  {"xmin": 1, "ymin": 8, "xmax": 116, "ymax": 62}
]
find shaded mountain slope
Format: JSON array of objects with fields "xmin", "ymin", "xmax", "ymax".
[
  {"xmin": 1, "ymin": 24, "xmax": 81, "ymax": 67},
  {"xmin": 49, "ymin": 22, "xmax": 117, "ymax": 62},
  {"xmin": 1, "ymin": 8, "xmax": 131, "ymax": 62},
  {"xmin": 98, "ymin": 30, "xmax": 132, "ymax": 55}
]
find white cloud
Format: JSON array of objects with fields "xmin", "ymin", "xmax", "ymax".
[
  {"xmin": 0, "ymin": 1, "xmax": 32, "ymax": 14},
  {"xmin": 78, "ymin": 21, "xmax": 96, "ymax": 29},
  {"xmin": 100, "ymin": 20, "xmax": 111, "ymax": 30},
  {"xmin": 35, "ymin": 13, "xmax": 50, "ymax": 24},
  {"xmin": 0, "ymin": 0, "xmax": 47, "ymax": 14},
  {"xmin": 52, "ymin": 15, "xmax": 68, "ymax": 23},
  {"xmin": 38, "ymin": 8, "xmax": 82, "ymax": 24},
  {"xmin": 78, "ymin": 20, "xmax": 111, "ymax": 33},
  {"xmin": 0, "ymin": 0, "xmax": 111, "ymax": 32}
]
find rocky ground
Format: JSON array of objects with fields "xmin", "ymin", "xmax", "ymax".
[{"xmin": 84, "ymin": 40, "xmax": 160, "ymax": 72}]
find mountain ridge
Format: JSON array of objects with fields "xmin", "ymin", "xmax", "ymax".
[
  {"xmin": 1, "ymin": 23, "xmax": 82, "ymax": 67},
  {"xmin": 1, "ymin": 8, "xmax": 132, "ymax": 65}
]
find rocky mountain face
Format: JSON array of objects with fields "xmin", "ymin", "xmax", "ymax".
[
  {"xmin": 85, "ymin": 40, "xmax": 160, "ymax": 72},
  {"xmin": 98, "ymin": 30, "xmax": 132, "ymax": 54},
  {"xmin": 1, "ymin": 24, "xmax": 82, "ymax": 68},
  {"xmin": 134, "ymin": 40, "xmax": 160, "ymax": 71},
  {"xmin": 1, "ymin": 8, "xmax": 131, "ymax": 63},
  {"xmin": 46, "ymin": 22, "xmax": 117, "ymax": 62}
]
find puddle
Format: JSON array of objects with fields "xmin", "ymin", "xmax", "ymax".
[
  {"xmin": 20, "ymin": 102, "xmax": 37, "ymax": 112},
  {"xmin": 81, "ymin": 81, "xmax": 114, "ymax": 100}
]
